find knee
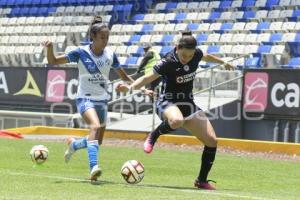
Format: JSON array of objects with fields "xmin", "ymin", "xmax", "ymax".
[
  {"xmin": 206, "ymin": 137, "xmax": 218, "ymax": 148},
  {"xmin": 90, "ymin": 124, "xmax": 101, "ymax": 133},
  {"xmin": 169, "ymin": 117, "xmax": 185, "ymax": 129}
]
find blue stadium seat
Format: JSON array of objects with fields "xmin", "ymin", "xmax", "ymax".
[
  {"xmin": 38, "ymin": 7, "xmax": 48, "ymax": 16},
  {"xmin": 40, "ymin": 0, "xmax": 50, "ymax": 6},
  {"xmin": 132, "ymin": 14, "xmax": 145, "ymax": 22},
  {"xmin": 207, "ymin": 45, "xmax": 220, "ymax": 54},
  {"xmin": 0, "ymin": 0, "xmax": 7, "ymax": 7},
  {"xmin": 265, "ymin": 0, "xmax": 279, "ymax": 8},
  {"xmin": 219, "ymin": 1, "xmax": 232, "ymax": 9},
  {"xmin": 165, "ymin": 2, "xmax": 177, "ymax": 12},
  {"xmin": 245, "ymin": 57, "xmax": 261, "ymax": 68},
  {"xmin": 140, "ymin": 24, "xmax": 153, "ymax": 34},
  {"xmin": 49, "ymin": 0, "xmax": 59, "ymax": 6},
  {"xmin": 282, "ymin": 57, "xmax": 300, "ymax": 68},
  {"xmin": 31, "ymin": 0, "xmax": 41, "ymax": 6},
  {"xmin": 160, "ymin": 35, "xmax": 174, "ymax": 45},
  {"xmin": 258, "ymin": 45, "xmax": 272, "ymax": 53},
  {"xmin": 196, "ymin": 34, "xmax": 208, "ymax": 43},
  {"xmin": 125, "ymin": 56, "xmax": 138, "ymax": 66},
  {"xmin": 29, "ymin": 7, "xmax": 39, "ymax": 16},
  {"xmin": 19, "ymin": 7, "xmax": 30, "ymax": 16},
  {"xmin": 14, "ymin": 0, "xmax": 24, "ymax": 6},
  {"xmin": 47, "ymin": 6, "xmax": 56, "ymax": 15},
  {"xmin": 269, "ymin": 33, "xmax": 282, "ymax": 42},
  {"xmin": 9, "ymin": 7, "xmax": 21, "ymax": 17},
  {"xmin": 173, "ymin": 12, "xmax": 186, "ymax": 22},
  {"xmin": 160, "ymin": 46, "xmax": 173, "ymax": 56},
  {"xmin": 220, "ymin": 22, "xmax": 233, "ymax": 31},
  {"xmin": 243, "ymin": 10, "xmax": 255, "ymax": 19},
  {"xmin": 126, "ymin": 35, "xmax": 141, "ymax": 45},
  {"xmin": 187, "ymin": 23, "xmax": 199, "ymax": 31},
  {"xmin": 208, "ymin": 12, "xmax": 221, "ymax": 20},
  {"xmin": 7, "ymin": 0, "xmax": 16, "ymax": 7},
  {"xmin": 242, "ymin": 0, "xmax": 255, "ymax": 7},
  {"xmin": 292, "ymin": 10, "xmax": 300, "ymax": 18},
  {"xmin": 134, "ymin": 47, "xmax": 144, "ymax": 57},
  {"xmin": 256, "ymin": 22, "xmax": 270, "ymax": 31}
]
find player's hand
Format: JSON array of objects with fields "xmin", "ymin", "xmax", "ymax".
[
  {"xmin": 116, "ymin": 83, "xmax": 130, "ymax": 93},
  {"xmin": 224, "ymin": 62, "xmax": 235, "ymax": 70},
  {"xmin": 142, "ymin": 89, "xmax": 155, "ymax": 97},
  {"xmin": 42, "ymin": 40, "xmax": 53, "ymax": 48}
]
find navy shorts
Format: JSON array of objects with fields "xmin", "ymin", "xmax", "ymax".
[
  {"xmin": 76, "ymin": 98, "xmax": 108, "ymax": 124},
  {"xmin": 156, "ymin": 100, "xmax": 202, "ymax": 120}
]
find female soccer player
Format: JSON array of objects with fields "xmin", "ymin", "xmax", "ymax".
[
  {"xmin": 43, "ymin": 16, "xmax": 134, "ymax": 182},
  {"xmin": 116, "ymin": 33, "xmax": 235, "ymax": 190}
]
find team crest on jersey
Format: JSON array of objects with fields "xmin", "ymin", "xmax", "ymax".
[{"xmin": 183, "ymin": 65, "xmax": 190, "ymax": 71}]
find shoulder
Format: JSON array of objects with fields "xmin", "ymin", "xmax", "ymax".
[{"xmin": 195, "ymin": 48, "xmax": 204, "ymax": 58}]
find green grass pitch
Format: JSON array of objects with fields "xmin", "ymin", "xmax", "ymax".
[{"xmin": 0, "ymin": 138, "xmax": 299, "ymax": 200}]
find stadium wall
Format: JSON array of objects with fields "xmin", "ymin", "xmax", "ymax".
[{"xmin": 5, "ymin": 126, "xmax": 300, "ymax": 155}]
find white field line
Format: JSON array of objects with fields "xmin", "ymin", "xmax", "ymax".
[{"xmin": 0, "ymin": 169, "xmax": 277, "ymax": 200}]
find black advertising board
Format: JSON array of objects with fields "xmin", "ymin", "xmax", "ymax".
[
  {"xmin": 0, "ymin": 67, "xmax": 151, "ymax": 114},
  {"xmin": 243, "ymin": 69, "xmax": 300, "ymax": 119}
]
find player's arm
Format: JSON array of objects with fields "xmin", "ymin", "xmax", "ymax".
[
  {"xmin": 115, "ymin": 68, "xmax": 134, "ymax": 84},
  {"xmin": 43, "ymin": 40, "xmax": 68, "ymax": 65},
  {"xmin": 202, "ymin": 53, "xmax": 235, "ymax": 70},
  {"xmin": 116, "ymin": 71, "xmax": 160, "ymax": 93}
]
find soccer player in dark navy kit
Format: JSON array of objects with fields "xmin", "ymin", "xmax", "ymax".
[{"xmin": 116, "ymin": 32, "xmax": 234, "ymax": 190}]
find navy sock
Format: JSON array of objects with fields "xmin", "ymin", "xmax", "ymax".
[
  {"xmin": 149, "ymin": 120, "xmax": 175, "ymax": 145},
  {"xmin": 198, "ymin": 146, "xmax": 217, "ymax": 182}
]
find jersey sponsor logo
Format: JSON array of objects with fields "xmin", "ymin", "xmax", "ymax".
[
  {"xmin": 176, "ymin": 72, "xmax": 196, "ymax": 84},
  {"xmin": 243, "ymin": 72, "xmax": 269, "ymax": 112},
  {"xmin": 14, "ymin": 70, "xmax": 42, "ymax": 97},
  {"xmin": 183, "ymin": 65, "xmax": 190, "ymax": 71},
  {"xmin": 45, "ymin": 70, "xmax": 66, "ymax": 102}
]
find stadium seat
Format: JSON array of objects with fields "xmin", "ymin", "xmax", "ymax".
[
  {"xmin": 160, "ymin": 35, "xmax": 174, "ymax": 45},
  {"xmin": 125, "ymin": 56, "xmax": 138, "ymax": 66},
  {"xmin": 270, "ymin": 45, "xmax": 285, "ymax": 54},
  {"xmin": 244, "ymin": 33, "xmax": 258, "ymax": 43},
  {"xmin": 207, "ymin": 45, "xmax": 220, "ymax": 54},
  {"xmin": 281, "ymin": 22, "xmax": 296, "ymax": 30},
  {"xmin": 255, "ymin": 10, "xmax": 268, "ymax": 19},
  {"xmin": 126, "ymin": 34, "xmax": 141, "ymax": 45},
  {"xmin": 242, "ymin": 0, "xmax": 256, "ymax": 7},
  {"xmin": 185, "ymin": 12, "xmax": 198, "ymax": 22},
  {"xmin": 219, "ymin": 0, "xmax": 232, "ymax": 9},
  {"xmin": 257, "ymin": 33, "xmax": 271, "ymax": 43},
  {"xmin": 268, "ymin": 10, "xmax": 281, "ymax": 19},
  {"xmin": 231, "ymin": 0, "xmax": 243, "ymax": 8},
  {"xmin": 172, "ymin": 12, "xmax": 186, "ymax": 23},
  {"xmin": 220, "ymin": 45, "xmax": 232, "ymax": 54},
  {"xmin": 279, "ymin": 0, "xmax": 291, "ymax": 6},
  {"xmin": 187, "ymin": 2, "xmax": 199, "ymax": 11},
  {"xmin": 140, "ymin": 24, "xmax": 153, "ymax": 34},
  {"xmin": 209, "ymin": 1, "xmax": 220, "ymax": 8},
  {"xmin": 244, "ymin": 45, "xmax": 259, "ymax": 54},
  {"xmin": 220, "ymin": 22, "xmax": 233, "ymax": 31},
  {"xmin": 269, "ymin": 33, "xmax": 283, "ymax": 42},
  {"xmin": 266, "ymin": 0, "xmax": 280, "ymax": 8},
  {"xmin": 231, "ymin": 45, "xmax": 245, "ymax": 54},
  {"xmin": 164, "ymin": 13, "xmax": 176, "ymax": 21},
  {"xmin": 198, "ymin": 1, "xmax": 209, "ymax": 9},
  {"xmin": 243, "ymin": 11, "xmax": 256, "ymax": 19},
  {"xmin": 256, "ymin": 22, "xmax": 270, "ymax": 31},
  {"xmin": 245, "ymin": 57, "xmax": 261, "ymax": 68},
  {"xmin": 282, "ymin": 57, "xmax": 300, "ymax": 68},
  {"xmin": 196, "ymin": 33, "xmax": 208, "ymax": 43},
  {"xmin": 209, "ymin": 22, "xmax": 222, "ymax": 31},
  {"xmin": 187, "ymin": 23, "xmax": 199, "ymax": 32},
  {"xmin": 258, "ymin": 45, "xmax": 272, "ymax": 53},
  {"xmin": 160, "ymin": 45, "xmax": 173, "ymax": 56},
  {"xmin": 219, "ymin": 33, "xmax": 233, "ymax": 43},
  {"xmin": 198, "ymin": 12, "xmax": 210, "ymax": 21},
  {"xmin": 220, "ymin": 11, "xmax": 233, "ymax": 20},
  {"xmin": 255, "ymin": 0, "xmax": 267, "ymax": 7}
]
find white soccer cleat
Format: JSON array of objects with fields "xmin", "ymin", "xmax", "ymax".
[
  {"xmin": 90, "ymin": 165, "xmax": 102, "ymax": 182},
  {"xmin": 64, "ymin": 137, "xmax": 75, "ymax": 163}
]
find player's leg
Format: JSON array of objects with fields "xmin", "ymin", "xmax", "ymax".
[
  {"xmin": 144, "ymin": 104, "xmax": 184, "ymax": 153},
  {"xmin": 183, "ymin": 111, "xmax": 217, "ymax": 190},
  {"xmin": 82, "ymin": 108, "xmax": 102, "ymax": 181}
]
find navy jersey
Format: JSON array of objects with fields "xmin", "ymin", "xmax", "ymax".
[{"xmin": 153, "ymin": 48, "xmax": 203, "ymax": 102}]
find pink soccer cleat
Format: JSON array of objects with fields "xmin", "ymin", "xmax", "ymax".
[
  {"xmin": 194, "ymin": 179, "xmax": 216, "ymax": 190},
  {"xmin": 143, "ymin": 132, "xmax": 157, "ymax": 154}
]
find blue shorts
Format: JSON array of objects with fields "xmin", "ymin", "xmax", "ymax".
[
  {"xmin": 156, "ymin": 100, "xmax": 202, "ymax": 120},
  {"xmin": 76, "ymin": 98, "xmax": 108, "ymax": 124}
]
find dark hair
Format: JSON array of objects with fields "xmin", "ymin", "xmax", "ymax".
[
  {"xmin": 177, "ymin": 35, "xmax": 197, "ymax": 49},
  {"xmin": 89, "ymin": 16, "xmax": 109, "ymax": 41},
  {"xmin": 181, "ymin": 30, "xmax": 192, "ymax": 36}
]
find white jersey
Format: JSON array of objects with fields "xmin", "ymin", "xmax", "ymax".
[{"xmin": 66, "ymin": 45, "xmax": 120, "ymax": 101}]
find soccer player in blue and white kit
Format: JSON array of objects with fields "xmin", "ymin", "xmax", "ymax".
[
  {"xmin": 43, "ymin": 16, "xmax": 135, "ymax": 182},
  {"xmin": 116, "ymin": 32, "xmax": 235, "ymax": 190}
]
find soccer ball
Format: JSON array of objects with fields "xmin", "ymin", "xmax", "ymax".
[
  {"xmin": 121, "ymin": 160, "xmax": 145, "ymax": 184},
  {"xmin": 30, "ymin": 145, "xmax": 49, "ymax": 164}
]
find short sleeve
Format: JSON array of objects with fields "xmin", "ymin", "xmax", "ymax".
[
  {"xmin": 66, "ymin": 48, "xmax": 81, "ymax": 63},
  {"xmin": 112, "ymin": 53, "xmax": 120, "ymax": 69},
  {"xmin": 196, "ymin": 48, "xmax": 204, "ymax": 60},
  {"xmin": 153, "ymin": 58, "xmax": 168, "ymax": 76}
]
